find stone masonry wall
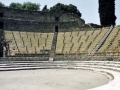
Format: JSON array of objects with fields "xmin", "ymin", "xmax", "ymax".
[
  {"xmin": 3, "ymin": 19, "xmax": 80, "ymax": 32},
  {"xmin": 0, "ymin": 7, "xmax": 85, "ymax": 32},
  {"xmin": 2, "ymin": 7, "xmax": 83, "ymax": 22}
]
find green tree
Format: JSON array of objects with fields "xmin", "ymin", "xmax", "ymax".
[
  {"xmin": 0, "ymin": 2, "xmax": 5, "ymax": 7},
  {"xmin": 98, "ymin": 0, "xmax": 116, "ymax": 26},
  {"xmin": 49, "ymin": 3, "xmax": 64, "ymax": 13},
  {"xmin": 9, "ymin": 2, "xmax": 22, "ymax": 10},
  {"xmin": 22, "ymin": 2, "xmax": 40, "ymax": 11},
  {"xmin": 68, "ymin": 4, "xmax": 81, "ymax": 17},
  {"xmin": 9, "ymin": 2, "xmax": 40, "ymax": 11},
  {"xmin": 49, "ymin": 3, "xmax": 81, "ymax": 17}
]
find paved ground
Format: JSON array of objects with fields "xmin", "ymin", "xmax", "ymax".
[{"xmin": 0, "ymin": 69, "xmax": 109, "ymax": 90}]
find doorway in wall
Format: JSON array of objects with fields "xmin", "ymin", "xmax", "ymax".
[
  {"xmin": 0, "ymin": 13, "xmax": 3, "ymax": 18},
  {"xmin": 0, "ymin": 22, "xmax": 3, "ymax": 29},
  {"xmin": 55, "ymin": 26, "xmax": 58, "ymax": 32}
]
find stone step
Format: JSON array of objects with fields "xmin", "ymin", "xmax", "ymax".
[
  {"xmin": 0, "ymin": 61, "xmax": 120, "ymax": 90},
  {"xmin": 1, "ymin": 60, "xmax": 120, "ymax": 90},
  {"xmin": 0, "ymin": 63, "xmax": 120, "ymax": 72},
  {"xmin": 81, "ymin": 67, "xmax": 120, "ymax": 90}
]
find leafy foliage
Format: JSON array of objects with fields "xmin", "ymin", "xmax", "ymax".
[
  {"xmin": 0, "ymin": 2, "xmax": 5, "ymax": 7},
  {"xmin": 98, "ymin": 0, "xmax": 116, "ymax": 26},
  {"xmin": 22, "ymin": 2, "xmax": 40, "ymax": 11},
  {"xmin": 49, "ymin": 3, "xmax": 82, "ymax": 17},
  {"xmin": 9, "ymin": 2, "xmax": 22, "ymax": 10},
  {"xmin": 9, "ymin": 2, "xmax": 40, "ymax": 11},
  {"xmin": 1, "ymin": 2, "xmax": 81, "ymax": 17}
]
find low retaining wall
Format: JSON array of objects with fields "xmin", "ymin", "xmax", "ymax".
[{"xmin": 0, "ymin": 56, "xmax": 120, "ymax": 61}]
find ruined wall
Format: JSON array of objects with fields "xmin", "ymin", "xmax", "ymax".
[
  {"xmin": 0, "ymin": 7, "xmax": 85, "ymax": 32},
  {"xmin": 4, "ymin": 19, "xmax": 80, "ymax": 32},
  {"xmin": 1, "ymin": 7, "xmax": 83, "ymax": 22},
  {"xmin": 3, "ymin": 19, "xmax": 80, "ymax": 32}
]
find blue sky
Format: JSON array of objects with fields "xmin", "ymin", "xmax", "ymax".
[{"xmin": 1, "ymin": 0, "xmax": 120, "ymax": 25}]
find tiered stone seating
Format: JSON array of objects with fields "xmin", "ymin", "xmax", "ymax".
[
  {"xmin": 56, "ymin": 32, "xmax": 64, "ymax": 53},
  {"xmin": 4, "ymin": 30, "xmax": 54, "ymax": 55},
  {"xmin": 62, "ymin": 32, "xmax": 71, "ymax": 53},
  {"xmin": 5, "ymin": 26, "xmax": 120, "ymax": 55},
  {"xmin": 77, "ymin": 30, "xmax": 92, "ymax": 52},
  {"xmin": 56, "ymin": 28, "xmax": 108, "ymax": 54},
  {"xmin": 4, "ymin": 31, "xmax": 21, "ymax": 55},
  {"xmin": 98, "ymin": 26, "xmax": 120, "ymax": 54},
  {"xmin": 27, "ymin": 32, "xmax": 39, "ymax": 53},
  {"xmin": 44, "ymin": 33, "xmax": 54, "ymax": 49},
  {"xmin": 0, "ymin": 59, "xmax": 120, "ymax": 90},
  {"xmin": 88, "ymin": 28, "xmax": 108, "ymax": 53}
]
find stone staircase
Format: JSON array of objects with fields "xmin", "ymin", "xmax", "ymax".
[
  {"xmin": 91, "ymin": 25, "xmax": 114, "ymax": 54},
  {"xmin": 51, "ymin": 32, "xmax": 58, "ymax": 52},
  {"xmin": 0, "ymin": 60, "xmax": 120, "ymax": 90}
]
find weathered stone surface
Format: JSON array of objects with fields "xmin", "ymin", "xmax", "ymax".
[{"xmin": 0, "ymin": 7, "xmax": 85, "ymax": 32}]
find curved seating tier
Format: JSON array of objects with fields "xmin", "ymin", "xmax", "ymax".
[
  {"xmin": 56, "ymin": 28, "xmax": 108, "ymax": 54},
  {"xmin": 0, "ymin": 60, "xmax": 120, "ymax": 90},
  {"xmin": 4, "ymin": 26, "xmax": 120, "ymax": 56},
  {"xmin": 98, "ymin": 26, "xmax": 120, "ymax": 53},
  {"xmin": 4, "ymin": 31, "xmax": 54, "ymax": 55}
]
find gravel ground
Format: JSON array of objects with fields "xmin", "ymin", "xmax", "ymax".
[{"xmin": 0, "ymin": 69, "xmax": 109, "ymax": 90}]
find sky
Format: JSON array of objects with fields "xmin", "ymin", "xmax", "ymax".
[{"xmin": 0, "ymin": 0, "xmax": 120, "ymax": 25}]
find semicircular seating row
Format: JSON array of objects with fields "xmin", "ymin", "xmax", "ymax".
[
  {"xmin": 4, "ymin": 26, "xmax": 120, "ymax": 55},
  {"xmin": 0, "ymin": 60, "xmax": 120, "ymax": 90}
]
